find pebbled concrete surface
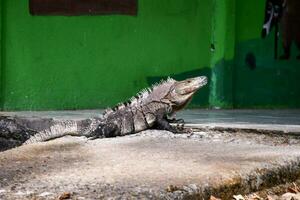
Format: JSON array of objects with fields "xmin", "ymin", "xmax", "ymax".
[
  {"xmin": 1, "ymin": 130, "xmax": 300, "ymax": 199},
  {"xmin": 0, "ymin": 109, "xmax": 300, "ymax": 199}
]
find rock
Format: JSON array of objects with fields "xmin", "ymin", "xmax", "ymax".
[
  {"xmin": 267, "ymin": 195, "xmax": 279, "ymax": 200},
  {"xmin": 233, "ymin": 194, "xmax": 245, "ymax": 200},
  {"xmin": 58, "ymin": 192, "xmax": 71, "ymax": 200},
  {"xmin": 38, "ymin": 191, "xmax": 53, "ymax": 197},
  {"xmin": 166, "ymin": 185, "xmax": 179, "ymax": 192},
  {"xmin": 280, "ymin": 193, "xmax": 300, "ymax": 200},
  {"xmin": 210, "ymin": 195, "xmax": 222, "ymax": 200}
]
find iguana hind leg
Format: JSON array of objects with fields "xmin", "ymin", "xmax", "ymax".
[{"xmin": 87, "ymin": 123, "xmax": 120, "ymax": 139}]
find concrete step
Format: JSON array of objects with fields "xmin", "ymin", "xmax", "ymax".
[{"xmin": 0, "ymin": 109, "xmax": 300, "ymax": 199}]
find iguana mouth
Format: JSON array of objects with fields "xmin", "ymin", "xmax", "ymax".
[{"xmin": 195, "ymin": 76, "xmax": 208, "ymax": 89}]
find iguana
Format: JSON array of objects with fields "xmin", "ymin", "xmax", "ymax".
[{"xmin": 24, "ymin": 76, "xmax": 207, "ymax": 144}]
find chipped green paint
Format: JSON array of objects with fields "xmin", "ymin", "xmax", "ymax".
[
  {"xmin": 209, "ymin": 0, "xmax": 235, "ymax": 108},
  {"xmin": 0, "ymin": 0, "xmax": 4, "ymax": 107}
]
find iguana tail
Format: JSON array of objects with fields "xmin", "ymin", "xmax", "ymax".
[{"xmin": 23, "ymin": 118, "xmax": 101, "ymax": 145}]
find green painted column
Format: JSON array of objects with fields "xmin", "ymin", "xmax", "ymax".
[
  {"xmin": 209, "ymin": 0, "xmax": 236, "ymax": 108},
  {"xmin": 0, "ymin": 1, "xmax": 2, "ymax": 109}
]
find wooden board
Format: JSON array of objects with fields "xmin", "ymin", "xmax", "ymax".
[{"xmin": 29, "ymin": 0, "xmax": 137, "ymax": 16}]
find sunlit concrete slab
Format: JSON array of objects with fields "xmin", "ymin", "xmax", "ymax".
[
  {"xmin": 1, "ymin": 109, "xmax": 300, "ymax": 199},
  {"xmin": 1, "ymin": 130, "xmax": 300, "ymax": 199}
]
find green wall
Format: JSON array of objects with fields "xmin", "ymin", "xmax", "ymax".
[
  {"xmin": 207, "ymin": 0, "xmax": 300, "ymax": 109},
  {"xmin": 234, "ymin": 0, "xmax": 300, "ymax": 108},
  {"xmin": 0, "ymin": 0, "xmax": 299, "ymax": 110},
  {"xmin": 0, "ymin": 1, "xmax": 3, "ymax": 106},
  {"xmin": 0, "ymin": 0, "xmax": 212, "ymax": 110}
]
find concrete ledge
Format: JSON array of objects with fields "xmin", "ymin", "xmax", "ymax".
[
  {"xmin": 0, "ymin": 109, "xmax": 300, "ymax": 199},
  {"xmin": 186, "ymin": 124, "xmax": 300, "ymax": 137},
  {"xmin": 1, "ymin": 131, "xmax": 300, "ymax": 199},
  {"xmin": 180, "ymin": 109, "xmax": 300, "ymax": 135}
]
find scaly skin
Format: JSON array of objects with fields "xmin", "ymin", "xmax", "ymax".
[{"xmin": 24, "ymin": 76, "xmax": 207, "ymax": 144}]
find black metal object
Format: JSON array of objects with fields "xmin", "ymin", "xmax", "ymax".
[
  {"xmin": 274, "ymin": 22, "xmax": 279, "ymax": 59},
  {"xmin": 261, "ymin": 0, "xmax": 284, "ymax": 59}
]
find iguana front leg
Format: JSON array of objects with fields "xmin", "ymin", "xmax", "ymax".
[
  {"xmin": 165, "ymin": 117, "xmax": 185, "ymax": 131},
  {"xmin": 154, "ymin": 117, "xmax": 179, "ymax": 132},
  {"xmin": 152, "ymin": 112, "xmax": 187, "ymax": 133}
]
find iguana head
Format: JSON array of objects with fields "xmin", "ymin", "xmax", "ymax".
[
  {"xmin": 104, "ymin": 76, "xmax": 207, "ymax": 116},
  {"xmin": 167, "ymin": 76, "xmax": 207, "ymax": 112}
]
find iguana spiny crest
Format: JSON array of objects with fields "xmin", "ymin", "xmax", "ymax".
[{"xmin": 103, "ymin": 76, "xmax": 207, "ymax": 116}]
